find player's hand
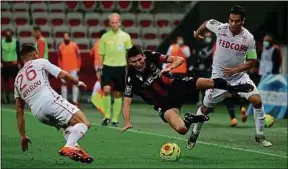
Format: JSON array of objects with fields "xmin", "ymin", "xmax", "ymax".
[
  {"xmin": 222, "ymin": 67, "xmax": 238, "ymax": 76},
  {"xmin": 96, "ymin": 71, "xmax": 102, "ymax": 82},
  {"xmin": 21, "ymin": 136, "xmax": 32, "ymax": 152},
  {"xmin": 77, "ymin": 81, "xmax": 87, "ymax": 90},
  {"xmin": 160, "ymin": 67, "xmax": 172, "ymax": 76},
  {"xmin": 194, "ymin": 31, "xmax": 204, "ymax": 40},
  {"xmin": 120, "ymin": 123, "xmax": 133, "ymax": 134}
]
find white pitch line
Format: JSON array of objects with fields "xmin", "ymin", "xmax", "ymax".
[{"xmin": 3, "ymin": 108, "xmax": 287, "ymax": 159}]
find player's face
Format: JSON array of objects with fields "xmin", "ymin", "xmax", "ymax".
[
  {"xmin": 228, "ymin": 14, "xmax": 244, "ymax": 33},
  {"xmin": 129, "ymin": 54, "xmax": 146, "ymax": 72},
  {"xmin": 33, "ymin": 30, "xmax": 39, "ymax": 38},
  {"xmin": 63, "ymin": 34, "xmax": 70, "ymax": 41},
  {"xmin": 109, "ymin": 15, "xmax": 121, "ymax": 31}
]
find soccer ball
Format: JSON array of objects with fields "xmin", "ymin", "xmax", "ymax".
[
  {"xmin": 264, "ymin": 114, "xmax": 274, "ymax": 128},
  {"xmin": 160, "ymin": 143, "xmax": 181, "ymax": 161}
]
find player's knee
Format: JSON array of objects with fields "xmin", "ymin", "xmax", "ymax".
[
  {"xmin": 113, "ymin": 91, "xmax": 122, "ymax": 98},
  {"xmin": 201, "ymin": 105, "xmax": 211, "ymax": 115},
  {"xmin": 84, "ymin": 121, "xmax": 91, "ymax": 129},
  {"xmin": 249, "ymin": 95, "xmax": 262, "ymax": 108},
  {"xmin": 175, "ymin": 126, "xmax": 187, "ymax": 135},
  {"xmin": 103, "ymin": 86, "xmax": 111, "ymax": 95}
]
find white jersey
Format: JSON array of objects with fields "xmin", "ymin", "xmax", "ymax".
[
  {"xmin": 206, "ymin": 19, "xmax": 256, "ymax": 80},
  {"xmin": 14, "ymin": 59, "xmax": 62, "ymax": 116}
]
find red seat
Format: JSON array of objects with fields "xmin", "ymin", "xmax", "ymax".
[
  {"xmin": 13, "ymin": 12, "xmax": 30, "ymax": 26},
  {"xmin": 121, "ymin": 13, "xmax": 136, "ymax": 28},
  {"xmin": 85, "ymin": 12, "xmax": 101, "ymax": 27},
  {"xmin": 82, "ymin": 1, "xmax": 97, "ymax": 12},
  {"xmin": 49, "ymin": 13, "xmax": 65, "ymax": 26},
  {"xmin": 100, "ymin": 1, "xmax": 115, "ymax": 11},
  {"xmin": 66, "ymin": 1, "xmax": 79, "ymax": 11},
  {"xmin": 117, "ymin": 1, "xmax": 132, "ymax": 12},
  {"xmin": 138, "ymin": 1, "xmax": 154, "ymax": 12},
  {"xmin": 53, "ymin": 26, "xmax": 69, "ymax": 38},
  {"xmin": 17, "ymin": 25, "xmax": 33, "ymax": 37},
  {"xmin": 67, "ymin": 12, "xmax": 82, "ymax": 27},
  {"xmin": 1, "ymin": 12, "xmax": 12, "ymax": 25},
  {"xmin": 71, "ymin": 26, "xmax": 87, "ymax": 39},
  {"xmin": 33, "ymin": 12, "xmax": 48, "ymax": 26}
]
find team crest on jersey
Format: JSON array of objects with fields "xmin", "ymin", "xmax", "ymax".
[{"xmin": 209, "ymin": 19, "xmax": 221, "ymax": 26}]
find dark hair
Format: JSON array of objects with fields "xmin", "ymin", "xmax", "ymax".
[
  {"xmin": 230, "ymin": 5, "xmax": 245, "ymax": 20},
  {"xmin": 127, "ymin": 45, "xmax": 143, "ymax": 58},
  {"xmin": 20, "ymin": 44, "xmax": 36, "ymax": 58},
  {"xmin": 33, "ymin": 25, "xmax": 41, "ymax": 31}
]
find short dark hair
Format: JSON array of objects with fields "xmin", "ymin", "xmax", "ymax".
[
  {"xmin": 20, "ymin": 44, "xmax": 36, "ymax": 58},
  {"xmin": 127, "ymin": 45, "xmax": 143, "ymax": 58},
  {"xmin": 33, "ymin": 25, "xmax": 41, "ymax": 31},
  {"xmin": 230, "ymin": 5, "xmax": 246, "ymax": 20}
]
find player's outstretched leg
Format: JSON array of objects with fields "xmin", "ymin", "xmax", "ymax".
[
  {"xmin": 59, "ymin": 110, "xmax": 94, "ymax": 163},
  {"xmin": 163, "ymin": 108, "xmax": 209, "ymax": 135},
  {"xmin": 187, "ymin": 105, "xmax": 212, "ymax": 150},
  {"xmin": 196, "ymin": 78, "xmax": 254, "ymax": 93},
  {"xmin": 248, "ymin": 95, "xmax": 272, "ymax": 147}
]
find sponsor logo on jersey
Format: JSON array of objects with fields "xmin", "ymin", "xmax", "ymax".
[{"xmin": 219, "ymin": 39, "xmax": 247, "ymax": 51}]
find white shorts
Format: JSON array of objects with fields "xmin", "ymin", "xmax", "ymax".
[
  {"xmin": 61, "ymin": 70, "xmax": 78, "ymax": 83},
  {"xmin": 35, "ymin": 97, "xmax": 79, "ymax": 129},
  {"xmin": 203, "ymin": 73, "xmax": 259, "ymax": 108}
]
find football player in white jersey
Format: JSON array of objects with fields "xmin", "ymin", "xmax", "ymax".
[
  {"xmin": 188, "ymin": 5, "xmax": 272, "ymax": 149},
  {"xmin": 14, "ymin": 45, "xmax": 94, "ymax": 163}
]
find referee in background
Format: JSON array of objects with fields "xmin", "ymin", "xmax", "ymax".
[{"xmin": 99, "ymin": 13, "xmax": 132, "ymax": 127}]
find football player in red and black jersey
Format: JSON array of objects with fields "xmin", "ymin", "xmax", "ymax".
[{"xmin": 120, "ymin": 45, "xmax": 253, "ymax": 135}]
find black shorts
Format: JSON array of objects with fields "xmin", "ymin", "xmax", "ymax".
[
  {"xmin": 1, "ymin": 64, "xmax": 18, "ymax": 81},
  {"xmin": 102, "ymin": 65, "xmax": 126, "ymax": 92},
  {"xmin": 154, "ymin": 78, "xmax": 197, "ymax": 123}
]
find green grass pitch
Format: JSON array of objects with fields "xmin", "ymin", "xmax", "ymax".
[{"xmin": 1, "ymin": 103, "xmax": 287, "ymax": 168}]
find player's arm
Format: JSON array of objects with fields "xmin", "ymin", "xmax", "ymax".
[
  {"xmin": 160, "ymin": 55, "xmax": 184, "ymax": 74},
  {"xmin": 121, "ymin": 97, "xmax": 133, "ymax": 133},
  {"xmin": 121, "ymin": 72, "xmax": 134, "ymax": 133},
  {"xmin": 16, "ymin": 97, "xmax": 26, "ymax": 138},
  {"xmin": 16, "ymin": 97, "xmax": 32, "ymax": 152},
  {"xmin": 194, "ymin": 21, "xmax": 207, "ymax": 40},
  {"xmin": 58, "ymin": 71, "xmax": 86, "ymax": 89},
  {"xmin": 42, "ymin": 59, "xmax": 86, "ymax": 89},
  {"xmin": 194, "ymin": 19, "xmax": 222, "ymax": 39}
]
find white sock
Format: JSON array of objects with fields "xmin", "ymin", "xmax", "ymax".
[
  {"xmin": 65, "ymin": 123, "xmax": 88, "ymax": 147},
  {"xmin": 72, "ymin": 85, "xmax": 79, "ymax": 103},
  {"xmin": 193, "ymin": 106, "xmax": 205, "ymax": 134},
  {"xmin": 61, "ymin": 85, "xmax": 68, "ymax": 99},
  {"xmin": 253, "ymin": 106, "xmax": 265, "ymax": 135},
  {"xmin": 63, "ymin": 126, "xmax": 79, "ymax": 147}
]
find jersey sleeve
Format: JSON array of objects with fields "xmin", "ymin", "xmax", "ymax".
[
  {"xmin": 206, "ymin": 19, "xmax": 223, "ymax": 34},
  {"xmin": 41, "ymin": 59, "xmax": 62, "ymax": 78},
  {"xmin": 147, "ymin": 51, "xmax": 169, "ymax": 64},
  {"xmin": 125, "ymin": 34, "xmax": 133, "ymax": 50},
  {"xmin": 124, "ymin": 70, "xmax": 134, "ymax": 98},
  {"xmin": 246, "ymin": 35, "xmax": 257, "ymax": 60}
]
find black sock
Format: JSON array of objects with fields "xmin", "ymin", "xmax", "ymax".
[
  {"xmin": 226, "ymin": 99, "xmax": 235, "ymax": 119},
  {"xmin": 213, "ymin": 78, "xmax": 228, "ymax": 90},
  {"xmin": 183, "ymin": 119, "xmax": 191, "ymax": 129}
]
